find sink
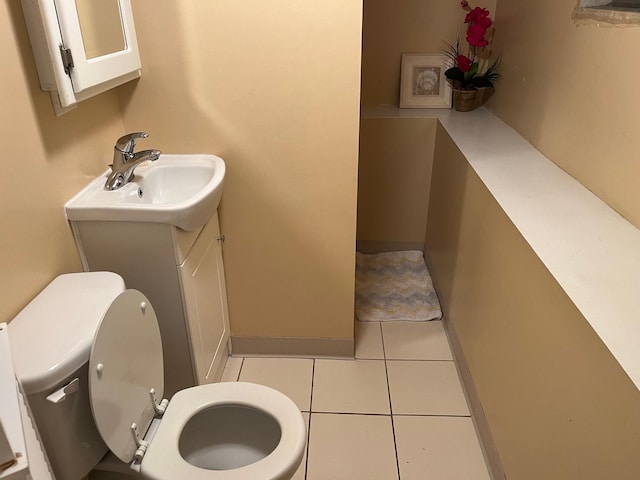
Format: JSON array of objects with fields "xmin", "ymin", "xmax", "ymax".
[{"xmin": 65, "ymin": 154, "xmax": 225, "ymax": 231}]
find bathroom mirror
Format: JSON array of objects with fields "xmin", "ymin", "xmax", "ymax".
[
  {"xmin": 22, "ymin": 0, "xmax": 141, "ymax": 115},
  {"xmin": 75, "ymin": 0, "xmax": 126, "ymax": 59}
]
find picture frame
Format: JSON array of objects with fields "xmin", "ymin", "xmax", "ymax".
[{"xmin": 399, "ymin": 54, "xmax": 452, "ymax": 109}]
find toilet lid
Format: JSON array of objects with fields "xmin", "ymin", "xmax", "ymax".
[{"xmin": 88, "ymin": 289, "xmax": 164, "ymax": 463}]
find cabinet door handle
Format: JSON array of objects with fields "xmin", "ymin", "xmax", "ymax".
[{"xmin": 216, "ymin": 235, "xmax": 226, "ymax": 243}]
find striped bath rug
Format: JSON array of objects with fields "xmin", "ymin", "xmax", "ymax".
[{"xmin": 355, "ymin": 250, "xmax": 442, "ymax": 322}]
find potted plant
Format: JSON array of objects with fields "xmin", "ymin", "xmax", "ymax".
[{"xmin": 443, "ymin": 1, "xmax": 501, "ymax": 111}]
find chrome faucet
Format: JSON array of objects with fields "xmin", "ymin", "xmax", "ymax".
[{"xmin": 104, "ymin": 132, "xmax": 162, "ymax": 190}]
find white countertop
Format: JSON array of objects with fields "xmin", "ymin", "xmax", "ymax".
[{"xmin": 362, "ymin": 105, "xmax": 640, "ymax": 391}]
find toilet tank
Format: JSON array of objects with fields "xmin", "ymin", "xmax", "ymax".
[{"xmin": 8, "ymin": 273, "xmax": 126, "ymax": 480}]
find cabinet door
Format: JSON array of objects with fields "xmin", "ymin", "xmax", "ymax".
[
  {"xmin": 178, "ymin": 215, "xmax": 230, "ymax": 385},
  {"xmin": 54, "ymin": 0, "xmax": 141, "ymax": 92}
]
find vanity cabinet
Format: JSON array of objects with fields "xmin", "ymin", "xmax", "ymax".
[
  {"xmin": 69, "ymin": 212, "xmax": 230, "ymax": 397},
  {"xmin": 177, "ymin": 215, "xmax": 230, "ymax": 385},
  {"xmin": 21, "ymin": 0, "xmax": 141, "ymax": 114}
]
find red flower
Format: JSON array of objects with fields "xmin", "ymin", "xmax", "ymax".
[
  {"xmin": 456, "ymin": 54, "xmax": 472, "ymax": 73},
  {"xmin": 466, "ymin": 34, "xmax": 489, "ymax": 47},
  {"xmin": 475, "ymin": 16, "xmax": 493, "ymax": 29},
  {"xmin": 464, "ymin": 6, "xmax": 492, "ymax": 48},
  {"xmin": 443, "ymin": 3, "xmax": 500, "ymax": 89},
  {"xmin": 468, "ymin": 23, "xmax": 488, "ymax": 37},
  {"xmin": 464, "ymin": 7, "xmax": 490, "ymax": 24}
]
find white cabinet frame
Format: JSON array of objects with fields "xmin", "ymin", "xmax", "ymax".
[{"xmin": 21, "ymin": 0, "xmax": 141, "ymax": 114}]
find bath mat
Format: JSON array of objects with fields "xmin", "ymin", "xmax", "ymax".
[{"xmin": 355, "ymin": 250, "xmax": 442, "ymax": 322}]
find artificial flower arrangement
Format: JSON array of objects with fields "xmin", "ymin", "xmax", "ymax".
[{"xmin": 443, "ymin": 1, "xmax": 501, "ymax": 92}]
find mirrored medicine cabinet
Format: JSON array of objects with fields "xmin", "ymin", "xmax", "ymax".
[{"xmin": 21, "ymin": 0, "xmax": 141, "ymax": 115}]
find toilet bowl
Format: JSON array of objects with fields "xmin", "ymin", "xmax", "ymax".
[
  {"xmin": 9, "ymin": 273, "xmax": 306, "ymax": 480},
  {"xmin": 140, "ymin": 383, "xmax": 304, "ymax": 480}
]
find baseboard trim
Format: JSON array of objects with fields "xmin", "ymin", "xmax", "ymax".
[
  {"xmin": 356, "ymin": 240, "xmax": 424, "ymax": 254},
  {"xmin": 442, "ymin": 318, "xmax": 506, "ymax": 480},
  {"xmin": 422, "ymin": 250, "xmax": 505, "ymax": 480},
  {"xmin": 230, "ymin": 336, "xmax": 354, "ymax": 358}
]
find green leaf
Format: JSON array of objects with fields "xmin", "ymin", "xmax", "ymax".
[
  {"xmin": 441, "ymin": 40, "xmax": 460, "ymax": 63},
  {"xmin": 464, "ymin": 62, "xmax": 479, "ymax": 81},
  {"xmin": 483, "ymin": 55, "xmax": 503, "ymax": 84}
]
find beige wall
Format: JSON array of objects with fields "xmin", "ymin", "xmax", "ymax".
[
  {"xmin": 361, "ymin": 0, "xmax": 497, "ymax": 106},
  {"xmin": 0, "ymin": 1, "xmax": 361, "ymax": 344},
  {"xmin": 121, "ymin": 1, "xmax": 362, "ymax": 340},
  {"xmin": 0, "ymin": 1, "xmax": 125, "ymax": 323},
  {"xmin": 357, "ymin": 0, "xmax": 496, "ymax": 248},
  {"xmin": 491, "ymin": 0, "xmax": 640, "ymax": 228},
  {"xmin": 357, "ymin": 118, "xmax": 436, "ymax": 249},
  {"xmin": 426, "ymin": 125, "xmax": 640, "ymax": 479}
]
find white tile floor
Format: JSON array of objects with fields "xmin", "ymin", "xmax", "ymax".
[{"xmin": 221, "ymin": 320, "xmax": 491, "ymax": 480}]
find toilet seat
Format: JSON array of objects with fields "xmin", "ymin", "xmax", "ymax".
[
  {"xmin": 88, "ymin": 289, "xmax": 306, "ymax": 479},
  {"xmin": 88, "ymin": 289, "xmax": 165, "ymax": 463},
  {"xmin": 140, "ymin": 382, "xmax": 306, "ymax": 480}
]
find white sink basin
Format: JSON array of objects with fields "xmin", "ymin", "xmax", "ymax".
[{"xmin": 65, "ymin": 154, "xmax": 225, "ymax": 231}]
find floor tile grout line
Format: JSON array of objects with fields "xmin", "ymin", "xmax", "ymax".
[
  {"xmin": 309, "ymin": 358, "xmax": 315, "ymax": 413},
  {"xmin": 235, "ymin": 357, "xmax": 245, "ymax": 381},
  {"xmin": 307, "ymin": 410, "xmax": 472, "ymax": 418},
  {"xmin": 302, "ymin": 411, "xmax": 311, "ymax": 480},
  {"xmin": 385, "ymin": 358, "xmax": 456, "ymax": 363},
  {"xmin": 309, "ymin": 411, "xmax": 392, "ymax": 416},
  {"xmin": 232, "ymin": 355, "xmax": 346, "ymax": 361},
  {"xmin": 304, "ymin": 359, "xmax": 315, "ymax": 480},
  {"xmin": 380, "ymin": 322, "xmax": 401, "ymax": 480},
  {"xmin": 392, "ymin": 413, "xmax": 473, "ymax": 418}
]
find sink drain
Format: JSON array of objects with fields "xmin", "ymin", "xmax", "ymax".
[{"xmin": 137, "ymin": 188, "xmax": 143, "ymax": 198}]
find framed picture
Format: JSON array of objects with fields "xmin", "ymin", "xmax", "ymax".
[{"xmin": 399, "ymin": 54, "xmax": 452, "ymax": 109}]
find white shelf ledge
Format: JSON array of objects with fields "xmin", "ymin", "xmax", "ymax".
[
  {"xmin": 362, "ymin": 105, "xmax": 640, "ymax": 390},
  {"xmin": 361, "ymin": 105, "xmax": 452, "ymax": 119}
]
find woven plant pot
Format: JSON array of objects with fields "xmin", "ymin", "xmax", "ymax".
[
  {"xmin": 452, "ymin": 87, "xmax": 495, "ymax": 112},
  {"xmin": 453, "ymin": 89, "xmax": 479, "ymax": 112}
]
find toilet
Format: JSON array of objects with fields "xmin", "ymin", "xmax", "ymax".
[{"xmin": 8, "ymin": 272, "xmax": 306, "ymax": 480}]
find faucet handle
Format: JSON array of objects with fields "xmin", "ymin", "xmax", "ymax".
[{"xmin": 115, "ymin": 132, "xmax": 149, "ymax": 154}]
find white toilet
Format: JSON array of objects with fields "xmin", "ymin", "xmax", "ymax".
[{"xmin": 8, "ymin": 272, "xmax": 306, "ymax": 480}]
